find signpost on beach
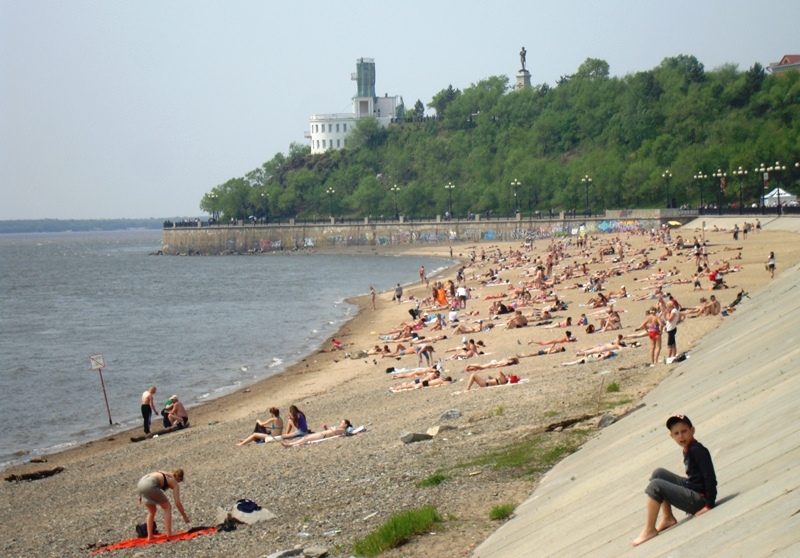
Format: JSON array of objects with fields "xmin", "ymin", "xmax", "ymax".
[{"xmin": 89, "ymin": 354, "xmax": 113, "ymax": 425}]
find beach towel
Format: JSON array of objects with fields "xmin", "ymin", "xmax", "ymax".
[
  {"xmin": 91, "ymin": 527, "xmax": 217, "ymax": 554},
  {"xmin": 452, "ymin": 378, "xmax": 529, "ymax": 395}
]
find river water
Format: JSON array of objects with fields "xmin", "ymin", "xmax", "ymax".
[{"xmin": 0, "ymin": 230, "xmax": 452, "ymax": 467}]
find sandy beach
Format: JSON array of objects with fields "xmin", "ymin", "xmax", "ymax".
[{"xmin": 2, "ymin": 221, "xmax": 798, "ymax": 558}]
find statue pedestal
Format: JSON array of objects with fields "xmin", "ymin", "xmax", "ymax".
[{"xmin": 515, "ymin": 69, "xmax": 531, "ymax": 90}]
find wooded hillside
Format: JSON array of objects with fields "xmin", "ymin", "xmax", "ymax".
[{"xmin": 201, "ymin": 55, "xmax": 800, "ymax": 221}]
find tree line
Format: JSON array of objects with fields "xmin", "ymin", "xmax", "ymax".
[{"xmin": 200, "ymin": 55, "xmax": 800, "ymax": 222}]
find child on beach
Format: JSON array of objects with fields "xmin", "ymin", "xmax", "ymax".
[{"xmin": 632, "ymin": 414, "xmax": 717, "ymax": 546}]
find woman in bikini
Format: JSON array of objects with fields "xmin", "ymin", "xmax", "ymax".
[
  {"xmin": 281, "ymin": 420, "xmax": 352, "ymax": 448},
  {"xmin": 136, "ymin": 469, "xmax": 190, "ymax": 540},
  {"xmin": 635, "ymin": 308, "xmax": 663, "ymax": 366},
  {"xmin": 237, "ymin": 407, "xmax": 284, "ymax": 446},
  {"xmin": 465, "ymin": 370, "xmax": 509, "ymax": 391}
]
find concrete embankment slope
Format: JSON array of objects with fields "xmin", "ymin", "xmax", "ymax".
[{"xmin": 475, "ymin": 260, "xmax": 800, "ymax": 556}]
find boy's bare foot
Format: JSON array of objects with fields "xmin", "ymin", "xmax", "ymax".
[
  {"xmin": 631, "ymin": 528, "xmax": 658, "ymax": 546},
  {"xmin": 656, "ymin": 516, "xmax": 678, "ymax": 532}
]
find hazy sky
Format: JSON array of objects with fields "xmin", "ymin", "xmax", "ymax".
[{"xmin": 1, "ymin": 1, "xmax": 797, "ymax": 220}]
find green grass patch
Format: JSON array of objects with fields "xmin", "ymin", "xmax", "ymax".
[
  {"xmin": 351, "ymin": 506, "xmax": 441, "ymax": 557},
  {"xmin": 543, "ymin": 410, "xmax": 560, "ymax": 417},
  {"xmin": 489, "ymin": 504, "xmax": 515, "ymax": 520},
  {"xmin": 495, "ymin": 404, "xmax": 505, "ymax": 416},
  {"xmin": 606, "ymin": 381, "xmax": 620, "ymax": 393},
  {"xmin": 457, "ymin": 431, "xmax": 589, "ymax": 477},
  {"xmin": 416, "ymin": 472, "xmax": 449, "ymax": 487}
]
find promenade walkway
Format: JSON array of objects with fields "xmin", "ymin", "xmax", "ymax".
[{"xmin": 475, "ymin": 220, "xmax": 800, "ymax": 557}]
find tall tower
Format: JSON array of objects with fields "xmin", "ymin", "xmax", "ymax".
[
  {"xmin": 353, "ymin": 58, "xmax": 376, "ymax": 97},
  {"xmin": 352, "ymin": 58, "xmax": 376, "ymax": 119}
]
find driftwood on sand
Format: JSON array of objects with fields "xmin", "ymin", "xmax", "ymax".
[{"xmin": 5, "ymin": 466, "xmax": 65, "ymax": 482}]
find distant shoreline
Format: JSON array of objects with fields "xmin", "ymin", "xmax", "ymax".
[{"xmin": 0, "ymin": 218, "xmax": 198, "ymax": 235}]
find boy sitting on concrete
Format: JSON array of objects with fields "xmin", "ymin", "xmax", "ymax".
[{"xmin": 632, "ymin": 414, "xmax": 717, "ymax": 546}]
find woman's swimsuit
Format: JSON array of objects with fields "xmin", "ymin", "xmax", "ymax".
[{"xmin": 647, "ymin": 322, "xmax": 661, "ymax": 339}]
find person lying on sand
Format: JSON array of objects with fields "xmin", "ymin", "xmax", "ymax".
[
  {"xmin": 366, "ymin": 345, "xmax": 390, "ymax": 355},
  {"xmin": 560, "ymin": 350, "xmax": 618, "ymax": 366},
  {"xmin": 464, "ymin": 357, "xmax": 519, "ymax": 372},
  {"xmin": 528, "ymin": 331, "xmax": 577, "ymax": 346},
  {"xmin": 281, "ymin": 420, "xmax": 352, "ymax": 448},
  {"xmin": 541, "ymin": 316, "xmax": 572, "ymax": 329},
  {"xmin": 237, "ymin": 407, "xmax": 284, "ymax": 446},
  {"xmin": 442, "ymin": 339, "xmax": 484, "ymax": 360},
  {"xmin": 388, "ymin": 367, "xmax": 441, "ymax": 379},
  {"xmin": 465, "ymin": 370, "xmax": 509, "ymax": 390},
  {"xmin": 390, "ymin": 374, "xmax": 453, "ymax": 392},
  {"xmin": 380, "ymin": 343, "xmax": 428, "ymax": 359},
  {"xmin": 575, "ymin": 335, "xmax": 627, "ymax": 356},
  {"xmin": 517, "ymin": 346, "xmax": 566, "ymax": 358},
  {"xmin": 454, "ymin": 321, "xmax": 493, "ymax": 334}
]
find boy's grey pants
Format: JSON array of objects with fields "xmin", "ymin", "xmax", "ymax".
[{"xmin": 645, "ymin": 468, "xmax": 706, "ymax": 514}]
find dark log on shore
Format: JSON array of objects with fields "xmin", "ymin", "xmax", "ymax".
[{"xmin": 5, "ymin": 466, "xmax": 65, "ymax": 482}]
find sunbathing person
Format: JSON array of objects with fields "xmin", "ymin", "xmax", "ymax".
[
  {"xmin": 454, "ymin": 321, "xmax": 490, "ymax": 334},
  {"xmin": 443, "ymin": 339, "xmax": 483, "ymax": 360},
  {"xmin": 366, "ymin": 345, "xmax": 390, "ymax": 355},
  {"xmin": 542, "ymin": 316, "xmax": 572, "ymax": 329},
  {"xmin": 388, "ymin": 367, "xmax": 441, "ymax": 379},
  {"xmin": 575, "ymin": 335, "xmax": 626, "ymax": 356},
  {"xmin": 390, "ymin": 374, "xmax": 453, "ymax": 392},
  {"xmin": 517, "ymin": 346, "xmax": 567, "ymax": 358},
  {"xmin": 608, "ymin": 285, "xmax": 628, "ymax": 298},
  {"xmin": 505, "ymin": 310, "xmax": 528, "ymax": 329},
  {"xmin": 599, "ymin": 311, "xmax": 622, "ymax": 332},
  {"xmin": 528, "ymin": 331, "xmax": 577, "ymax": 346},
  {"xmin": 381, "ymin": 343, "xmax": 429, "ymax": 359},
  {"xmin": 410, "ymin": 334, "xmax": 447, "ymax": 344},
  {"xmin": 464, "ymin": 357, "xmax": 520, "ymax": 372},
  {"xmin": 465, "ymin": 370, "xmax": 509, "ymax": 391},
  {"xmin": 237, "ymin": 407, "xmax": 284, "ymax": 446},
  {"xmin": 281, "ymin": 420, "xmax": 352, "ymax": 448},
  {"xmin": 561, "ymin": 351, "xmax": 618, "ymax": 366}
]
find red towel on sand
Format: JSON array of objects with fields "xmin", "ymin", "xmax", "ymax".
[{"xmin": 91, "ymin": 527, "xmax": 217, "ymax": 554}]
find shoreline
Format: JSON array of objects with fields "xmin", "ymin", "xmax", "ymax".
[
  {"xmin": 2, "ymin": 251, "xmax": 464, "ymax": 472},
  {"xmin": 4, "ymin": 226, "xmax": 798, "ymax": 558}
]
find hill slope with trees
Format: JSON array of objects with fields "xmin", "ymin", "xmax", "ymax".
[{"xmin": 200, "ymin": 55, "xmax": 799, "ymax": 221}]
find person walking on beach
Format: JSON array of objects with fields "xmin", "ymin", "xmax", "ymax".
[
  {"xmin": 393, "ymin": 283, "xmax": 403, "ymax": 303},
  {"xmin": 766, "ymin": 251, "xmax": 775, "ymax": 279},
  {"xmin": 419, "ymin": 266, "xmax": 425, "ymax": 282},
  {"xmin": 369, "ymin": 285, "xmax": 376, "ymax": 310},
  {"xmin": 140, "ymin": 386, "xmax": 158, "ymax": 434},
  {"xmin": 137, "ymin": 469, "xmax": 190, "ymax": 540}
]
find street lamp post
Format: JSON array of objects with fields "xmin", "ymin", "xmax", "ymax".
[
  {"xmin": 390, "ymin": 184, "xmax": 400, "ymax": 220},
  {"xmin": 511, "ymin": 179, "xmax": 521, "ymax": 216},
  {"xmin": 209, "ymin": 193, "xmax": 219, "ymax": 222},
  {"xmin": 755, "ymin": 163, "xmax": 767, "ymax": 212},
  {"xmin": 712, "ymin": 169, "xmax": 726, "ymax": 215},
  {"xmin": 445, "ymin": 182, "xmax": 455, "ymax": 219},
  {"xmin": 733, "ymin": 167, "xmax": 748, "ymax": 215},
  {"xmin": 261, "ymin": 192, "xmax": 269, "ymax": 223},
  {"xmin": 581, "ymin": 175, "xmax": 592, "ymax": 216},
  {"xmin": 662, "ymin": 170, "xmax": 672, "ymax": 208},
  {"xmin": 768, "ymin": 162, "xmax": 786, "ymax": 215},
  {"xmin": 326, "ymin": 187, "xmax": 335, "ymax": 217},
  {"xmin": 693, "ymin": 172, "xmax": 707, "ymax": 211}
]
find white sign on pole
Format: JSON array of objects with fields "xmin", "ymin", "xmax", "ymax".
[{"xmin": 89, "ymin": 354, "xmax": 105, "ymax": 370}]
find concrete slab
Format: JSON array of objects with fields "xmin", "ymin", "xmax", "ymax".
[{"xmin": 474, "ymin": 262, "xmax": 800, "ymax": 558}]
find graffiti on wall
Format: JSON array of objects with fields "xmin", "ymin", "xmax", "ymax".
[{"xmin": 596, "ymin": 219, "xmax": 644, "ymax": 233}]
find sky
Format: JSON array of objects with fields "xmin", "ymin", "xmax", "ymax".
[{"xmin": 1, "ymin": 1, "xmax": 798, "ymax": 220}]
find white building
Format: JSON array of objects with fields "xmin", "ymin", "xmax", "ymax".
[{"xmin": 305, "ymin": 58, "xmax": 402, "ymax": 154}]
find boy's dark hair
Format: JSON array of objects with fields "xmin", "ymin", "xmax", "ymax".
[{"xmin": 666, "ymin": 414, "xmax": 693, "ymax": 430}]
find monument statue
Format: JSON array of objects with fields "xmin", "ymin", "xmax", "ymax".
[{"xmin": 520, "ymin": 47, "xmax": 527, "ymax": 71}]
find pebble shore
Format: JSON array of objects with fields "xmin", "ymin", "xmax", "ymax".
[{"xmin": 2, "ymin": 226, "xmax": 796, "ymax": 558}]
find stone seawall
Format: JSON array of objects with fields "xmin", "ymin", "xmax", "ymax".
[{"xmin": 161, "ymin": 214, "xmax": 675, "ymax": 255}]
